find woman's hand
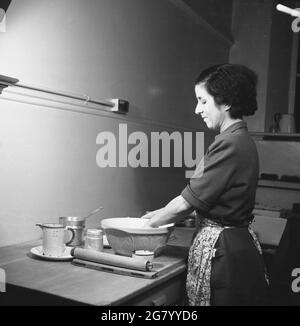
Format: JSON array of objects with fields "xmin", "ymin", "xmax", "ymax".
[
  {"xmin": 141, "ymin": 209, "xmax": 164, "ymax": 228},
  {"xmin": 142, "ymin": 211, "xmax": 165, "ymax": 228},
  {"xmin": 141, "ymin": 196, "xmax": 194, "ymax": 228},
  {"xmin": 141, "ymin": 208, "xmax": 163, "ymax": 220}
]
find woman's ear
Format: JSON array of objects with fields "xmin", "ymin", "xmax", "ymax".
[{"xmin": 221, "ymin": 104, "xmax": 231, "ymax": 113}]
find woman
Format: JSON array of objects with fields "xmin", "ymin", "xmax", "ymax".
[{"xmin": 142, "ymin": 63, "xmax": 269, "ymax": 306}]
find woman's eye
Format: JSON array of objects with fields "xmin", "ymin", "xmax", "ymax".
[{"xmin": 197, "ymin": 98, "xmax": 206, "ymax": 105}]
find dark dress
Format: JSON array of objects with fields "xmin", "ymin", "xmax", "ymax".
[
  {"xmin": 268, "ymin": 215, "xmax": 300, "ymax": 305},
  {"xmin": 181, "ymin": 121, "xmax": 269, "ymax": 306}
]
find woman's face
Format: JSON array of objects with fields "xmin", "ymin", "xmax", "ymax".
[{"xmin": 194, "ymin": 83, "xmax": 227, "ymax": 131}]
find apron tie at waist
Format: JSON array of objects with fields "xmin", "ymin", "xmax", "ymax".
[{"xmin": 200, "ymin": 214, "xmax": 255, "ymax": 228}]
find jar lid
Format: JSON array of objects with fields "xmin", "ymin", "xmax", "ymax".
[{"xmin": 86, "ymin": 229, "xmax": 102, "ymax": 236}]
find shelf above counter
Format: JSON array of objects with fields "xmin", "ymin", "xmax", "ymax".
[
  {"xmin": 258, "ymin": 179, "xmax": 300, "ymax": 191},
  {"xmin": 250, "ymin": 132, "xmax": 300, "ymax": 141}
]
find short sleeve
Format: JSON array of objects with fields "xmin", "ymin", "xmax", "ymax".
[{"xmin": 181, "ymin": 137, "xmax": 238, "ymax": 211}]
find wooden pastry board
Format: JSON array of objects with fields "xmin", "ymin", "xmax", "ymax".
[{"xmin": 72, "ymin": 245, "xmax": 187, "ymax": 279}]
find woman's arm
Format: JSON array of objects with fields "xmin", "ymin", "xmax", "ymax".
[{"xmin": 141, "ymin": 195, "xmax": 194, "ymax": 227}]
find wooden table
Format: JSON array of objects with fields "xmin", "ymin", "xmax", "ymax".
[{"xmin": 0, "ymin": 228, "xmax": 194, "ymax": 306}]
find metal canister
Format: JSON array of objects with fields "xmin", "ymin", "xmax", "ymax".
[{"xmin": 59, "ymin": 216, "xmax": 85, "ymax": 247}]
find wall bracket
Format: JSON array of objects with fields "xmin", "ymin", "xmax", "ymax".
[{"xmin": 0, "ymin": 74, "xmax": 19, "ymax": 94}]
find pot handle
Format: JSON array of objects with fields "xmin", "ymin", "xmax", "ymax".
[{"xmin": 65, "ymin": 227, "xmax": 75, "ymax": 246}]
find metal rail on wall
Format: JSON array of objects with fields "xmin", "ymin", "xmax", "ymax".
[
  {"xmin": 0, "ymin": 74, "xmax": 129, "ymax": 114},
  {"xmin": 0, "ymin": 74, "xmax": 198, "ymax": 132}
]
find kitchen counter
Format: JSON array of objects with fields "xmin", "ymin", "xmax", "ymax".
[{"xmin": 0, "ymin": 227, "xmax": 195, "ymax": 306}]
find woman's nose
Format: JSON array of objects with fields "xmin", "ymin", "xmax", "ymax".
[{"xmin": 195, "ymin": 103, "xmax": 203, "ymax": 115}]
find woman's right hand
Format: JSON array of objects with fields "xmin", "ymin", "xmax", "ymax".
[
  {"xmin": 141, "ymin": 211, "xmax": 155, "ymax": 220},
  {"xmin": 141, "ymin": 208, "xmax": 164, "ymax": 220},
  {"xmin": 141, "ymin": 210, "xmax": 160, "ymax": 227},
  {"xmin": 141, "ymin": 207, "xmax": 173, "ymax": 228}
]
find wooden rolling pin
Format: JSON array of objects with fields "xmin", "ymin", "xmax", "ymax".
[{"xmin": 71, "ymin": 247, "xmax": 153, "ymax": 271}]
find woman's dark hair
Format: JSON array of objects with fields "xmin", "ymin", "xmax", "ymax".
[{"xmin": 195, "ymin": 64, "xmax": 258, "ymax": 119}]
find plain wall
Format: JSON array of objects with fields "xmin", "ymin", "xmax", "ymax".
[
  {"xmin": 183, "ymin": 0, "xmax": 233, "ymax": 40},
  {"xmin": 0, "ymin": 0, "xmax": 230, "ymax": 247},
  {"xmin": 229, "ymin": 0, "xmax": 273, "ymax": 132}
]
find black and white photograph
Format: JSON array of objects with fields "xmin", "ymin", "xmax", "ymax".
[{"xmin": 0, "ymin": 0, "xmax": 300, "ymax": 309}]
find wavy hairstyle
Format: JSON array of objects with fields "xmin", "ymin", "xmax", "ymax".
[{"xmin": 195, "ymin": 64, "xmax": 258, "ymax": 119}]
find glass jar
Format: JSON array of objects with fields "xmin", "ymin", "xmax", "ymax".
[{"xmin": 84, "ymin": 229, "xmax": 103, "ymax": 251}]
